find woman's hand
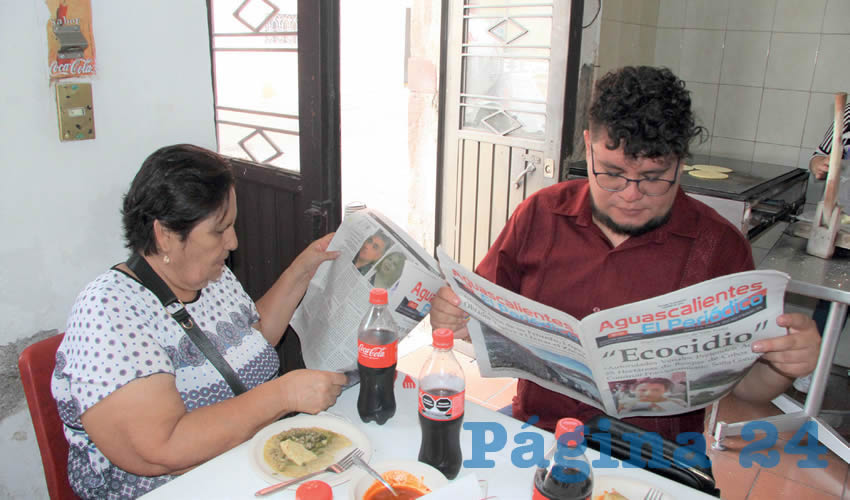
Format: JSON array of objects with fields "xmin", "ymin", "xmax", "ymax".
[
  {"xmin": 288, "ymin": 233, "xmax": 340, "ymax": 286},
  {"xmin": 277, "ymin": 369, "xmax": 347, "ymax": 414}
]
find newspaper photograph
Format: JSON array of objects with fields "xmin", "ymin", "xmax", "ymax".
[
  {"xmin": 436, "ymin": 246, "xmax": 791, "ymax": 418},
  {"xmin": 291, "ymin": 208, "xmax": 444, "ymax": 372}
]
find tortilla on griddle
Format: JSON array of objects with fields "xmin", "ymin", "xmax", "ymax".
[
  {"xmin": 688, "ymin": 170, "xmax": 729, "ymax": 179},
  {"xmin": 691, "ymin": 164, "xmax": 733, "ymax": 173}
]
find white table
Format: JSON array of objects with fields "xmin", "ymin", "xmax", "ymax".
[{"xmin": 142, "ymin": 374, "xmax": 718, "ymax": 499}]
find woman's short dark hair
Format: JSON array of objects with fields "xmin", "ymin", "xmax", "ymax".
[
  {"xmin": 588, "ymin": 66, "xmax": 706, "ymax": 160},
  {"xmin": 122, "ymin": 144, "xmax": 235, "ymax": 255}
]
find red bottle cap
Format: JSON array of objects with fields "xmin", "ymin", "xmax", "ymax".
[
  {"xmin": 295, "ymin": 480, "xmax": 333, "ymax": 500},
  {"xmin": 555, "ymin": 417, "xmax": 584, "ymax": 447},
  {"xmin": 433, "ymin": 328, "xmax": 454, "ymax": 348},
  {"xmin": 369, "ymin": 288, "xmax": 388, "ymax": 305}
]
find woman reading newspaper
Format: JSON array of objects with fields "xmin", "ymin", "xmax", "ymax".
[{"xmin": 429, "ymin": 66, "xmax": 821, "ymax": 441}]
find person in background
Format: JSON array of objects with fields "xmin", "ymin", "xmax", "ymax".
[
  {"xmin": 352, "ymin": 230, "xmax": 391, "ymax": 275},
  {"xmin": 808, "ymin": 100, "xmax": 850, "ymax": 180},
  {"xmin": 429, "ymin": 66, "xmax": 821, "ymax": 441},
  {"xmin": 796, "ymin": 100, "xmax": 850, "ymax": 393},
  {"xmin": 51, "ymin": 144, "xmax": 347, "ymax": 498}
]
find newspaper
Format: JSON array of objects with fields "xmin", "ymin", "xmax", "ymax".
[
  {"xmin": 291, "ymin": 208, "xmax": 445, "ymax": 372},
  {"xmin": 436, "ymin": 247, "xmax": 791, "ymax": 418}
]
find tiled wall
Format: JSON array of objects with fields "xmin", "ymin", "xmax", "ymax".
[
  {"xmin": 597, "ymin": 0, "xmax": 660, "ymax": 74},
  {"xmin": 597, "ymin": 0, "xmax": 850, "ymax": 202}
]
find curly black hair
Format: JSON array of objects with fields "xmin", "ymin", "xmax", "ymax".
[
  {"xmin": 121, "ymin": 144, "xmax": 234, "ymax": 256},
  {"xmin": 588, "ymin": 66, "xmax": 706, "ymax": 160}
]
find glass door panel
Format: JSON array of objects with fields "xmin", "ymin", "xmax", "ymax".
[
  {"xmin": 460, "ymin": 0, "xmax": 553, "ymax": 140},
  {"xmin": 209, "ymin": 0, "xmax": 301, "ymax": 171}
]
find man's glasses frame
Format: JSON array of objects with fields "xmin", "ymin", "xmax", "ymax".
[{"xmin": 589, "ymin": 143, "xmax": 680, "ymax": 197}]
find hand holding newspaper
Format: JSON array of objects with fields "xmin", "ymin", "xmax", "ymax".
[
  {"xmin": 290, "ymin": 208, "xmax": 445, "ymax": 372},
  {"xmin": 436, "ymin": 247, "xmax": 791, "ymax": 418},
  {"xmin": 291, "ymin": 208, "xmax": 793, "ymax": 418}
]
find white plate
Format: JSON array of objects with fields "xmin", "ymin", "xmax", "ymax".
[
  {"xmin": 347, "ymin": 460, "xmax": 448, "ymax": 500},
  {"xmin": 249, "ymin": 413, "xmax": 372, "ymax": 488},
  {"xmin": 593, "ymin": 475, "xmax": 672, "ymax": 500}
]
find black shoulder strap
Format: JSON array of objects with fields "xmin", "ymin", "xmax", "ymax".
[{"xmin": 126, "ymin": 253, "xmax": 247, "ymax": 396}]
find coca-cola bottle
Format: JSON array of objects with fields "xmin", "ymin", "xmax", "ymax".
[
  {"xmin": 418, "ymin": 328, "xmax": 465, "ymax": 479},
  {"xmin": 532, "ymin": 418, "xmax": 594, "ymax": 500},
  {"xmin": 357, "ymin": 288, "xmax": 399, "ymax": 425}
]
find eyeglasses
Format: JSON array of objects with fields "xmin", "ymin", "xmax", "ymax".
[{"xmin": 590, "ymin": 144, "xmax": 679, "ymax": 196}]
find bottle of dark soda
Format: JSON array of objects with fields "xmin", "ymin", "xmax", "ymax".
[
  {"xmin": 417, "ymin": 328, "xmax": 465, "ymax": 479},
  {"xmin": 532, "ymin": 418, "xmax": 594, "ymax": 500},
  {"xmin": 357, "ymin": 288, "xmax": 399, "ymax": 425}
]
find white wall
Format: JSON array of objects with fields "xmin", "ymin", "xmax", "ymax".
[
  {"xmin": 597, "ymin": 0, "xmax": 660, "ymax": 75},
  {"xmin": 0, "ymin": 1, "xmax": 216, "ymax": 497}
]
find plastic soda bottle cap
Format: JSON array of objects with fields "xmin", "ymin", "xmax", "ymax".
[
  {"xmin": 295, "ymin": 480, "xmax": 333, "ymax": 500},
  {"xmin": 555, "ymin": 418, "xmax": 584, "ymax": 447},
  {"xmin": 344, "ymin": 201, "xmax": 367, "ymax": 216},
  {"xmin": 432, "ymin": 328, "xmax": 454, "ymax": 348},
  {"xmin": 369, "ymin": 288, "xmax": 388, "ymax": 305}
]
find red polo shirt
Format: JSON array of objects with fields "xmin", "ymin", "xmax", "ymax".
[{"xmin": 475, "ymin": 180, "xmax": 754, "ymax": 440}]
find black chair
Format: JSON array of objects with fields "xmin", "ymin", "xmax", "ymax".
[{"xmin": 583, "ymin": 415, "xmax": 720, "ymax": 497}]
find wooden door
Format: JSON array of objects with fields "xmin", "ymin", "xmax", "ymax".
[
  {"xmin": 438, "ymin": 0, "xmax": 583, "ymax": 270},
  {"xmin": 208, "ymin": 0, "xmax": 341, "ymax": 300}
]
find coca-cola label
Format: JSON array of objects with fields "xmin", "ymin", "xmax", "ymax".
[
  {"xmin": 50, "ymin": 58, "xmax": 95, "ymax": 78},
  {"xmin": 357, "ymin": 340, "xmax": 398, "ymax": 368},
  {"xmin": 418, "ymin": 389, "xmax": 465, "ymax": 421}
]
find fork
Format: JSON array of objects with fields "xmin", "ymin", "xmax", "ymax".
[
  {"xmin": 254, "ymin": 447, "xmax": 364, "ymax": 496},
  {"xmin": 643, "ymin": 487, "xmax": 663, "ymax": 500}
]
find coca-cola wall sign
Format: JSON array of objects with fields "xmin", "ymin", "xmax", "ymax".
[{"xmin": 46, "ymin": 0, "xmax": 96, "ymax": 81}]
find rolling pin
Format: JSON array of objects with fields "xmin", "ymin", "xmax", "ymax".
[{"xmin": 822, "ymin": 92, "xmax": 847, "ymax": 223}]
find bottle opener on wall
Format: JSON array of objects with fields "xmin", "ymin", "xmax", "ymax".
[{"xmin": 46, "ymin": 0, "xmax": 96, "ymax": 81}]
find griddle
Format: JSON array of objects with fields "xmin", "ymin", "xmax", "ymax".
[{"xmin": 678, "ymin": 154, "xmax": 807, "ymax": 200}]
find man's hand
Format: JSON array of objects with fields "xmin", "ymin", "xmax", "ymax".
[
  {"xmin": 752, "ymin": 313, "xmax": 821, "ymax": 379},
  {"xmin": 429, "ymin": 286, "xmax": 470, "ymax": 339},
  {"xmin": 809, "ymin": 155, "xmax": 829, "ymax": 180},
  {"xmin": 734, "ymin": 313, "xmax": 821, "ymax": 403}
]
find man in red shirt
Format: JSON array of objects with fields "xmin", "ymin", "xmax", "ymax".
[{"xmin": 429, "ymin": 66, "xmax": 821, "ymax": 440}]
